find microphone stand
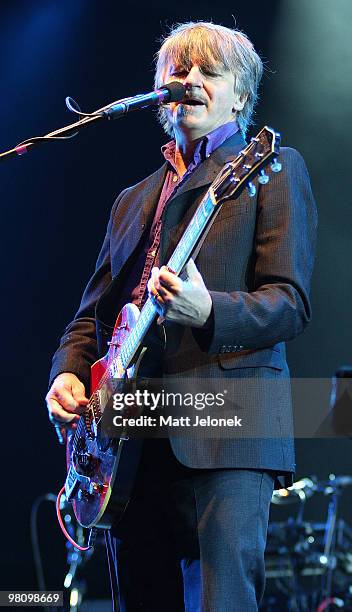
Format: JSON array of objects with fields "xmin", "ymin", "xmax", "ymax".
[
  {"xmin": 0, "ymin": 90, "xmax": 171, "ymax": 163},
  {"xmin": 0, "ymin": 113, "xmax": 105, "ymax": 163}
]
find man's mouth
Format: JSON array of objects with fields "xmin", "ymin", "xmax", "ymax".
[{"xmin": 180, "ymin": 98, "xmax": 205, "ymax": 106}]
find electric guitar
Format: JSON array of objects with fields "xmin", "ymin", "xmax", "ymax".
[{"xmin": 64, "ymin": 126, "xmax": 281, "ymax": 529}]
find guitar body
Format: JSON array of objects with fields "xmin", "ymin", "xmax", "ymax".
[
  {"xmin": 63, "ymin": 126, "xmax": 280, "ymax": 530},
  {"xmin": 66, "ymin": 303, "xmax": 144, "ymax": 529}
]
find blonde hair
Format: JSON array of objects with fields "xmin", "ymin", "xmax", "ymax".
[{"xmin": 154, "ymin": 21, "xmax": 263, "ymax": 137}]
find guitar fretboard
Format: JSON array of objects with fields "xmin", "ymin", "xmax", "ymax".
[{"xmin": 117, "ymin": 189, "xmax": 216, "ymax": 370}]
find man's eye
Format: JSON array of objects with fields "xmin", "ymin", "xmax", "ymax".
[
  {"xmin": 171, "ymin": 70, "xmax": 186, "ymax": 77},
  {"xmin": 202, "ymin": 69, "xmax": 220, "ymax": 77}
]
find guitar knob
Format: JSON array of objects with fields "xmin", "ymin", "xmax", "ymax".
[
  {"xmin": 258, "ymin": 169, "xmax": 269, "ymax": 185},
  {"xmin": 88, "ymin": 481, "xmax": 103, "ymax": 495},
  {"xmin": 270, "ymin": 158, "xmax": 282, "ymax": 173},
  {"xmin": 77, "ymin": 452, "xmax": 93, "ymax": 470},
  {"xmin": 77, "ymin": 488, "xmax": 92, "ymax": 501},
  {"xmin": 247, "ymin": 182, "xmax": 256, "ymax": 198}
]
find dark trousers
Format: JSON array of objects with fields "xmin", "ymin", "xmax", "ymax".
[{"xmin": 106, "ymin": 439, "xmax": 274, "ymax": 612}]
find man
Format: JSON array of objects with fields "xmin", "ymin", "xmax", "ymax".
[{"xmin": 46, "ymin": 21, "xmax": 317, "ymax": 611}]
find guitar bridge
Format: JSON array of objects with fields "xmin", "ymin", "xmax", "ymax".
[{"xmin": 65, "ymin": 462, "xmax": 92, "ymax": 500}]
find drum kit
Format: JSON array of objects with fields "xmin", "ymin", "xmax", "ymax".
[{"xmin": 262, "ymin": 474, "xmax": 352, "ymax": 611}]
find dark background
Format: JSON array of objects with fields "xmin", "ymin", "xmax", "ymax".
[{"xmin": 1, "ymin": 0, "xmax": 351, "ymax": 599}]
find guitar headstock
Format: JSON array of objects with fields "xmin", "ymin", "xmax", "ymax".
[{"xmin": 212, "ymin": 126, "xmax": 281, "ymax": 202}]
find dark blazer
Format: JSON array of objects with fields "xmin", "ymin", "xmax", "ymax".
[{"xmin": 50, "ymin": 131, "xmax": 317, "ymax": 475}]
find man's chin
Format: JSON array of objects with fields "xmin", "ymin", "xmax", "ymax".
[{"xmin": 173, "ymin": 115, "xmax": 208, "ymax": 133}]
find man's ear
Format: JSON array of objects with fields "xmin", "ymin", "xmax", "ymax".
[{"xmin": 232, "ymin": 92, "xmax": 247, "ymax": 112}]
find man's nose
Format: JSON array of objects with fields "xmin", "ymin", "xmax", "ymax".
[{"xmin": 184, "ymin": 66, "xmax": 203, "ymax": 89}]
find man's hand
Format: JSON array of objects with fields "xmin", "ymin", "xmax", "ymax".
[
  {"xmin": 147, "ymin": 258, "xmax": 212, "ymax": 328},
  {"xmin": 46, "ymin": 373, "xmax": 89, "ymax": 444}
]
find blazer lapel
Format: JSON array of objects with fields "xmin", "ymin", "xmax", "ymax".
[
  {"xmin": 166, "ymin": 130, "xmax": 247, "ymax": 204},
  {"xmin": 112, "ymin": 162, "xmax": 168, "ymax": 266}
]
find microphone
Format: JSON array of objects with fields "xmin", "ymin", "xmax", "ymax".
[{"xmin": 104, "ymin": 82, "xmax": 185, "ymax": 120}]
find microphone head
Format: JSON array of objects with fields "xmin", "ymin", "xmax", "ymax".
[{"xmin": 159, "ymin": 81, "xmax": 186, "ymax": 103}]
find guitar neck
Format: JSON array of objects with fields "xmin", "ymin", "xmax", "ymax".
[
  {"xmin": 167, "ymin": 188, "xmax": 216, "ymax": 274},
  {"xmin": 118, "ymin": 188, "xmax": 218, "ymax": 370},
  {"xmin": 119, "ymin": 297, "xmax": 156, "ymax": 369}
]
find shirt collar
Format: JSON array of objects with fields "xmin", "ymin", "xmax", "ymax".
[{"xmin": 161, "ymin": 121, "xmax": 239, "ymax": 174}]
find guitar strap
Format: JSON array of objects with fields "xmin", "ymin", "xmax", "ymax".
[{"xmin": 134, "ymin": 180, "xmax": 222, "ymax": 305}]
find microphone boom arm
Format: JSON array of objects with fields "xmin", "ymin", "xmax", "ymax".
[{"xmin": 0, "ymin": 82, "xmax": 184, "ymax": 163}]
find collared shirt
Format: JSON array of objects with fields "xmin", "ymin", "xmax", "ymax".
[
  {"xmin": 161, "ymin": 119, "xmax": 239, "ymax": 192},
  {"xmin": 130, "ymin": 120, "xmax": 239, "ymax": 308}
]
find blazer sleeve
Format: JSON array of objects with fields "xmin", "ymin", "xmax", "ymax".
[
  {"xmin": 193, "ymin": 147, "xmax": 318, "ymax": 354},
  {"xmin": 48, "ymin": 195, "xmax": 122, "ymax": 390}
]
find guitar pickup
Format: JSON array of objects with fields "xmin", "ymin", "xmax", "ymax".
[
  {"xmin": 65, "ymin": 463, "xmax": 91, "ymax": 500},
  {"xmin": 65, "ymin": 466, "xmax": 79, "ymax": 500}
]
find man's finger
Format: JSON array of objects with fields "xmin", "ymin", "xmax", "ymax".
[
  {"xmin": 47, "ymin": 397, "xmax": 80, "ymax": 424},
  {"xmin": 184, "ymin": 258, "xmax": 201, "ymax": 280},
  {"xmin": 151, "ymin": 267, "xmax": 160, "ymax": 284},
  {"xmin": 159, "ymin": 270, "xmax": 182, "ymax": 293},
  {"xmin": 156, "ymin": 282, "xmax": 175, "ymax": 301},
  {"xmin": 71, "ymin": 382, "xmax": 89, "ymax": 405},
  {"xmin": 53, "ymin": 386, "xmax": 86, "ymax": 413}
]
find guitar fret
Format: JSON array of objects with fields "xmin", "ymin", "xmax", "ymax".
[
  {"xmin": 119, "ymin": 348, "xmax": 126, "ymax": 367},
  {"xmin": 118, "ymin": 298, "xmax": 157, "ymax": 369},
  {"xmin": 168, "ymin": 193, "xmax": 212, "ymax": 273}
]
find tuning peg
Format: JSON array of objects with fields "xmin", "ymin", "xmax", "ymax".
[
  {"xmin": 247, "ymin": 182, "xmax": 256, "ymax": 197},
  {"xmin": 270, "ymin": 158, "xmax": 282, "ymax": 173},
  {"xmin": 258, "ymin": 169, "xmax": 269, "ymax": 185}
]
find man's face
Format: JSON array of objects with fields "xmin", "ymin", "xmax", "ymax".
[{"xmin": 161, "ymin": 60, "xmax": 245, "ymax": 141}]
